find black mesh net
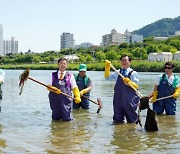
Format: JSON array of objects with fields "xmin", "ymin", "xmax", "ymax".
[{"xmin": 139, "ymin": 97, "xmax": 149, "ymax": 110}]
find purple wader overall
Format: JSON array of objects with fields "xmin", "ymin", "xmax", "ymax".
[
  {"xmin": 113, "ymin": 71, "xmax": 139, "ymax": 123},
  {"xmin": 49, "ymin": 71, "xmax": 73, "ymax": 121},
  {"xmin": 153, "ymin": 75, "xmax": 176, "ymax": 115}
]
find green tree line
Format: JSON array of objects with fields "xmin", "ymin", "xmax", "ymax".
[{"xmin": 1, "ymin": 36, "xmax": 180, "ymax": 64}]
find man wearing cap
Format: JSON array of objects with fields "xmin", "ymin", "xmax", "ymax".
[{"xmin": 73, "ymin": 64, "xmax": 92, "ymax": 109}]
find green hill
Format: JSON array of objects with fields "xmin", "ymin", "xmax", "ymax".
[{"xmin": 132, "ymin": 16, "xmax": 180, "ymax": 38}]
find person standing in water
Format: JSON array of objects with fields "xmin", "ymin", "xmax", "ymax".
[
  {"xmin": 105, "ymin": 55, "xmax": 139, "ymax": 124},
  {"xmin": 0, "ymin": 56, "xmax": 5, "ymax": 112},
  {"xmin": 47, "ymin": 57, "xmax": 81, "ymax": 121},
  {"xmin": 151, "ymin": 62, "xmax": 180, "ymax": 115},
  {"xmin": 73, "ymin": 64, "xmax": 92, "ymax": 109}
]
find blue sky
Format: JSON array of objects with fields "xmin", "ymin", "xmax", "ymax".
[{"xmin": 0, "ymin": 0, "xmax": 179, "ymax": 53}]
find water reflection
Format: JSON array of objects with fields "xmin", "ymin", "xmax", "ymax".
[
  {"xmin": 111, "ymin": 124, "xmax": 143, "ymax": 153},
  {"xmin": 110, "ymin": 114, "xmax": 180, "ymax": 153},
  {"xmin": 140, "ymin": 115, "xmax": 180, "ymax": 153},
  {"xmin": 0, "ymin": 124, "xmax": 6, "ymax": 153},
  {"xmin": 47, "ymin": 109, "xmax": 93, "ymax": 153}
]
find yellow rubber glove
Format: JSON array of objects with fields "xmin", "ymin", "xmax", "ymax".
[
  {"xmin": 173, "ymin": 87, "xmax": 180, "ymax": 98},
  {"xmin": 80, "ymin": 88, "xmax": 88, "ymax": 96},
  {"xmin": 151, "ymin": 91, "xmax": 158, "ymax": 103},
  {"xmin": 73, "ymin": 87, "xmax": 81, "ymax": 104},
  {"xmin": 104, "ymin": 60, "xmax": 111, "ymax": 78},
  {"xmin": 47, "ymin": 85, "xmax": 61, "ymax": 94},
  {"xmin": 123, "ymin": 77, "xmax": 130, "ymax": 84},
  {"xmin": 129, "ymin": 81, "xmax": 139, "ymax": 89},
  {"xmin": 123, "ymin": 78, "xmax": 138, "ymax": 89}
]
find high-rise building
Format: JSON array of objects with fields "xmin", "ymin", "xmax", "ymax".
[
  {"xmin": 102, "ymin": 29, "xmax": 122, "ymax": 46},
  {"xmin": 3, "ymin": 40, "xmax": 10, "ymax": 55},
  {"xmin": 60, "ymin": 32, "xmax": 74, "ymax": 50},
  {"xmin": 14, "ymin": 40, "xmax": 18, "ymax": 53},
  {"xmin": 123, "ymin": 29, "xmax": 143, "ymax": 43},
  {"xmin": 102, "ymin": 29, "xmax": 143, "ymax": 46},
  {"xmin": 3, "ymin": 37, "xmax": 18, "ymax": 55},
  {"xmin": 0, "ymin": 24, "xmax": 3, "ymax": 56}
]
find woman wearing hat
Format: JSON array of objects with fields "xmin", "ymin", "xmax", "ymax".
[
  {"xmin": 73, "ymin": 64, "xmax": 92, "ymax": 109},
  {"xmin": 151, "ymin": 61, "xmax": 180, "ymax": 115}
]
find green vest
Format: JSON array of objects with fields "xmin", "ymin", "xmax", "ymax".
[
  {"xmin": 74, "ymin": 73, "xmax": 89, "ymax": 86},
  {"xmin": 160, "ymin": 74, "xmax": 179, "ymax": 88}
]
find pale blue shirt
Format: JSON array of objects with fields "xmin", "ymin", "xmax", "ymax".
[
  {"xmin": 0, "ymin": 69, "xmax": 5, "ymax": 83},
  {"xmin": 106, "ymin": 67, "xmax": 139, "ymax": 84}
]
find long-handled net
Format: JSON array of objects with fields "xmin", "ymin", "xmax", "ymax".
[
  {"xmin": 109, "ymin": 62, "xmax": 158, "ymax": 131},
  {"xmin": 19, "ymin": 68, "xmax": 30, "ymax": 95},
  {"xmin": 19, "ymin": 68, "xmax": 103, "ymax": 113}
]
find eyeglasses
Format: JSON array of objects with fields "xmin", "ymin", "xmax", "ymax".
[
  {"xmin": 59, "ymin": 62, "xmax": 67, "ymax": 65},
  {"xmin": 164, "ymin": 67, "xmax": 172, "ymax": 69}
]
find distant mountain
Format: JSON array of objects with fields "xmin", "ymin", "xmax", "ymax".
[{"xmin": 132, "ymin": 16, "xmax": 180, "ymax": 38}]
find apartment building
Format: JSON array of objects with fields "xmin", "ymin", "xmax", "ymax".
[
  {"xmin": 102, "ymin": 29, "xmax": 143, "ymax": 46},
  {"xmin": 60, "ymin": 32, "xmax": 75, "ymax": 50},
  {"xmin": 102, "ymin": 29, "xmax": 122, "ymax": 46},
  {"xmin": 3, "ymin": 37, "xmax": 18, "ymax": 55}
]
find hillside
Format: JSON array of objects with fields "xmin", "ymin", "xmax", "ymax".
[{"xmin": 132, "ymin": 16, "xmax": 180, "ymax": 38}]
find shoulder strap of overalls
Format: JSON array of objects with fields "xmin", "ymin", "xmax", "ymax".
[
  {"xmin": 162, "ymin": 73, "xmax": 166, "ymax": 80},
  {"xmin": 159, "ymin": 73, "xmax": 166, "ymax": 83},
  {"xmin": 120, "ymin": 68, "xmax": 133, "ymax": 78},
  {"xmin": 84, "ymin": 75, "xmax": 89, "ymax": 87},
  {"xmin": 128, "ymin": 70, "xmax": 134, "ymax": 78},
  {"xmin": 51, "ymin": 70, "xmax": 58, "ymax": 83},
  {"xmin": 65, "ymin": 72, "xmax": 72, "ymax": 89}
]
